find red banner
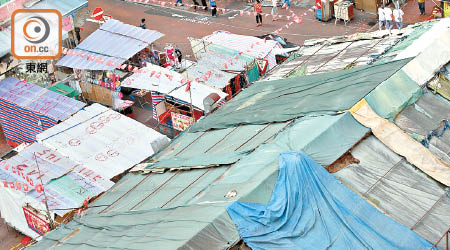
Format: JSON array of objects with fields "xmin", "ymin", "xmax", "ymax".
[{"xmin": 23, "ymin": 207, "xmax": 49, "ymax": 235}]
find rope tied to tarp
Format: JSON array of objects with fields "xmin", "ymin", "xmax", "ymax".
[{"xmin": 420, "ymin": 120, "xmax": 450, "ymax": 148}]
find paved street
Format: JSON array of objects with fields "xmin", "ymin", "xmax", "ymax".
[{"xmin": 81, "ymin": 0, "xmax": 377, "ymax": 57}]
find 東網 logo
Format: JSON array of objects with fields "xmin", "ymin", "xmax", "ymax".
[{"xmin": 11, "ymin": 9, "xmax": 62, "ymax": 59}]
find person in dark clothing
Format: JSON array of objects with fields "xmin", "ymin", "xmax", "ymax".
[
  {"xmin": 210, "ymin": 0, "xmax": 217, "ymax": 17},
  {"xmin": 192, "ymin": 0, "xmax": 200, "ymax": 10},
  {"xmin": 139, "ymin": 18, "xmax": 146, "ymax": 29},
  {"xmin": 74, "ymin": 27, "xmax": 81, "ymax": 42},
  {"xmin": 201, "ymin": 0, "xmax": 208, "ymax": 10}
]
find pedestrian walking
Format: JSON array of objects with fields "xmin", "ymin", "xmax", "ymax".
[
  {"xmin": 417, "ymin": 0, "xmax": 425, "ymax": 15},
  {"xmin": 201, "ymin": 0, "xmax": 208, "ymax": 10},
  {"xmin": 393, "ymin": 7, "xmax": 404, "ymax": 29},
  {"xmin": 139, "ymin": 18, "xmax": 146, "ymax": 29},
  {"xmin": 378, "ymin": 4, "xmax": 385, "ymax": 31},
  {"xmin": 383, "ymin": 5, "xmax": 393, "ymax": 34},
  {"xmin": 271, "ymin": 0, "xmax": 279, "ymax": 21},
  {"xmin": 192, "ymin": 0, "xmax": 199, "ymax": 10},
  {"xmin": 254, "ymin": 0, "xmax": 263, "ymax": 26},
  {"xmin": 210, "ymin": 0, "xmax": 217, "ymax": 17},
  {"xmin": 176, "ymin": 0, "xmax": 184, "ymax": 6}
]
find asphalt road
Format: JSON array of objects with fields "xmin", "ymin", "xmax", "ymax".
[{"xmin": 81, "ymin": 0, "xmax": 377, "ymax": 57}]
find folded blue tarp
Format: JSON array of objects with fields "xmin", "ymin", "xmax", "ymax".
[{"xmin": 227, "ymin": 151, "xmax": 434, "ymax": 250}]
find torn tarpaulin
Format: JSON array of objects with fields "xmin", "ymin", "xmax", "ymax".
[{"xmin": 143, "ymin": 150, "xmax": 252, "ymax": 173}]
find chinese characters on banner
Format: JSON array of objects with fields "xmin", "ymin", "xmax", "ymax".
[
  {"xmin": 23, "ymin": 207, "xmax": 50, "ymax": 235},
  {"xmin": 171, "ymin": 112, "xmax": 194, "ymax": 131}
]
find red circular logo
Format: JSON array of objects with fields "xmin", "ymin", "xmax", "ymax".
[
  {"xmin": 109, "ymin": 113, "xmax": 121, "ymax": 120},
  {"xmin": 107, "ymin": 150, "xmax": 120, "ymax": 157},
  {"xmin": 95, "ymin": 153, "xmax": 108, "ymax": 161},
  {"xmin": 68, "ymin": 139, "xmax": 81, "ymax": 146},
  {"xmin": 86, "ymin": 126, "xmax": 97, "ymax": 134},
  {"xmin": 90, "ymin": 121, "xmax": 104, "ymax": 130}
]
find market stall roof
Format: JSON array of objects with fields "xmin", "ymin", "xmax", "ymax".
[
  {"xmin": 228, "ymin": 151, "xmax": 433, "ymax": 249},
  {"xmin": 263, "ymin": 20, "xmax": 440, "ymax": 82},
  {"xmin": 0, "ymin": 143, "xmax": 114, "ymax": 238},
  {"xmin": 0, "ymin": 30, "xmax": 11, "ymax": 58},
  {"xmin": 29, "ymin": 0, "xmax": 88, "ymax": 17},
  {"xmin": 36, "ymin": 103, "xmax": 170, "ymax": 179},
  {"xmin": 190, "ymin": 58, "xmax": 411, "ymax": 132},
  {"xmin": 30, "ymin": 20, "xmax": 449, "ymax": 250},
  {"xmin": 31, "ymin": 113, "xmax": 369, "ymax": 249},
  {"xmin": 121, "ymin": 64, "xmax": 227, "ymax": 110},
  {"xmin": 48, "ymin": 83, "xmax": 79, "ymax": 99},
  {"xmin": 56, "ymin": 19, "xmax": 164, "ymax": 70},
  {"xmin": 0, "ymin": 77, "xmax": 85, "ymax": 121},
  {"xmin": 333, "ymin": 135, "xmax": 450, "ymax": 249},
  {"xmin": 0, "ymin": 77, "xmax": 85, "ymax": 145},
  {"xmin": 202, "ymin": 31, "xmax": 282, "ymax": 69},
  {"xmin": 187, "ymin": 39, "xmax": 256, "ymax": 89}
]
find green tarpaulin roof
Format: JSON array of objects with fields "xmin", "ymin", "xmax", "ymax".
[{"xmin": 190, "ymin": 58, "xmax": 411, "ymax": 132}]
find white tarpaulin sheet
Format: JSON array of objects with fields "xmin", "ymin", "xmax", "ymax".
[
  {"xmin": 121, "ymin": 64, "xmax": 227, "ymax": 110},
  {"xmin": 36, "ymin": 104, "xmax": 170, "ymax": 179},
  {"xmin": 0, "ymin": 188, "xmax": 47, "ymax": 239},
  {"xmin": 350, "ymin": 99, "xmax": 450, "ymax": 186},
  {"xmin": 0, "ymin": 143, "xmax": 77, "ymax": 188},
  {"xmin": 395, "ymin": 19, "xmax": 450, "ymax": 60},
  {"xmin": 398, "ymin": 19, "xmax": 450, "ymax": 86},
  {"xmin": 202, "ymin": 31, "xmax": 281, "ymax": 69}
]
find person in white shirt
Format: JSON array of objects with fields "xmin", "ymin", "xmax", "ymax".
[
  {"xmin": 393, "ymin": 7, "xmax": 404, "ymax": 29},
  {"xmin": 271, "ymin": 0, "xmax": 279, "ymax": 21},
  {"xmin": 383, "ymin": 5, "xmax": 393, "ymax": 34},
  {"xmin": 378, "ymin": 5, "xmax": 385, "ymax": 31}
]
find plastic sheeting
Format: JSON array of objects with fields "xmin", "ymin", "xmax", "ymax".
[
  {"xmin": 202, "ymin": 31, "xmax": 281, "ymax": 69},
  {"xmin": 36, "ymin": 103, "xmax": 170, "ymax": 179},
  {"xmin": 365, "ymin": 69, "xmax": 423, "ymax": 120},
  {"xmin": 56, "ymin": 19, "xmax": 164, "ymax": 70},
  {"xmin": 0, "ymin": 30, "xmax": 11, "ymax": 58},
  {"xmin": 190, "ymin": 58, "xmax": 411, "ymax": 132},
  {"xmin": 334, "ymin": 136, "xmax": 450, "ymax": 249},
  {"xmin": 400, "ymin": 20, "xmax": 450, "ymax": 87},
  {"xmin": 144, "ymin": 150, "xmax": 252, "ymax": 172},
  {"xmin": 227, "ymin": 151, "xmax": 434, "ymax": 250},
  {"xmin": 395, "ymin": 18, "xmax": 450, "ymax": 60},
  {"xmin": 0, "ymin": 77, "xmax": 85, "ymax": 121},
  {"xmin": 395, "ymin": 93, "xmax": 450, "ymax": 164},
  {"xmin": 350, "ymin": 99, "xmax": 450, "ymax": 186},
  {"xmin": 121, "ymin": 64, "xmax": 227, "ymax": 110},
  {"xmin": 32, "ymin": 113, "xmax": 367, "ymax": 249},
  {"xmin": 29, "ymin": 0, "xmax": 88, "ymax": 17},
  {"xmin": 0, "ymin": 188, "xmax": 46, "ymax": 239}
]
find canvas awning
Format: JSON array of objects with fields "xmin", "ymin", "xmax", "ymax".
[
  {"xmin": 121, "ymin": 64, "xmax": 227, "ymax": 110},
  {"xmin": 36, "ymin": 103, "xmax": 170, "ymax": 179},
  {"xmin": 56, "ymin": 19, "xmax": 164, "ymax": 70}
]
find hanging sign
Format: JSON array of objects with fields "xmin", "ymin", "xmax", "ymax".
[
  {"xmin": 171, "ymin": 112, "xmax": 194, "ymax": 131},
  {"xmin": 23, "ymin": 207, "xmax": 50, "ymax": 235},
  {"xmin": 256, "ymin": 59, "xmax": 269, "ymax": 74},
  {"xmin": 92, "ymin": 8, "xmax": 104, "ymax": 21}
]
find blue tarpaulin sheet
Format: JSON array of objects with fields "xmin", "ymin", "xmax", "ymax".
[{"xmin": 227, "ymin": 151, "xmax": 434, "ymax": 250}]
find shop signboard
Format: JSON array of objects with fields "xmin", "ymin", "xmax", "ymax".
[
  {"xmin": 23, "ymin": 207, "xmax": 49, "ymax": 235},
  {"xmin": 444, "ymin": 1, "xmax": 450, "ymax": 18},
  {"xmin": 171, "ymin": 112, "xmax": 194, "ymax": 131}
]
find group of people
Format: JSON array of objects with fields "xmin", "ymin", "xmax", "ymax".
[{"xmin": 378, "ymin": 4, "xmax": 404, "ymax": 34}]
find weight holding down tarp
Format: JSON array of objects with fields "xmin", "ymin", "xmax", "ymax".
[{"xmin": 227, "ymin": 151, "xmax": 435, "ymax": 250}]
